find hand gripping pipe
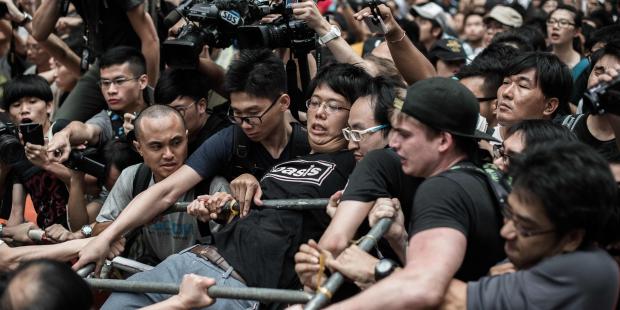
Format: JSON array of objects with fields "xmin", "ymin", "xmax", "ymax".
[
  {"xmin": 85, "ymin": 278, "xmax": 314, "ymax": 304},
  {"xmin": 303, "ymin": 217, "xmax": 394, "ymax": 310}
]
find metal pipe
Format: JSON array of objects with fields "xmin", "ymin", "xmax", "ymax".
[
  {"xmin": 303, "ymin": 218, "xmax": 394, "ymax": 310},
  {"xmin": 85, "ymin": 278, "xmax": 314, "ymax": 304},
  {"xmin": 109, "ymin": 256, "xmax": 154, "ymax": 274},
  {"xmin": 166, "ymin": 198, "xmax": 330, "ymax": 214},
  {"xmin": 77, "ymin": 263, "xmax": 96, "ymax": 278}
]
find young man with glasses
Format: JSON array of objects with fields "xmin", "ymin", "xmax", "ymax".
[
  {"xmin": 441, "ymin": 141, "xmax": 620, "ymax": 309},
  {"xmin": 47, "ymin": 46, "xmax": 150, "ymax": 159},
  {"xmin": 72, "ymin": 49, "xmax": 311, "ymax": 271},
  {"xmin": 154, "ymin": 68, "xmax": 230, "ymax": 156},
  {"xmin": 547, "ymin": 5, "xmax": 589, "ymax": 108}
]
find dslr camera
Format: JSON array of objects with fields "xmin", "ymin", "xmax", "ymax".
[{"xmin": 584, "ymin": 74, "xmax": 620, "ymax": 115}]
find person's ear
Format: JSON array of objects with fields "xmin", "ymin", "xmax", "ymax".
[
  {"xmin": 543, "ymin": 98, "xmax": 560, "ymax": 117},
  {"xmin": 278, "ymin": 94, "xmax": 291, "ymax": 111},
  {"xmin": 560, "ymin": 229, "xmax": 585, "ymax": 253},
  {"xmin": 133, "ymin": 140, "xmax": 143, "ymax": 156},
  {"xmin": 438, "ymin": 131, "xmax": 452, "ymax": 152},
  {"xmin": 138, "ymin": 74, "xmax": 148, "ymax": 90},
  {"xmin": 197, "ymin": 98, "xmax": 208, "ymax": 113},
  {"xmin": 431, "ymin": 27, "xmax": 442, "ymax": 38},
  {"xmin": 46, "ymin": 101, "xmax": 53, "ymax": 116}
]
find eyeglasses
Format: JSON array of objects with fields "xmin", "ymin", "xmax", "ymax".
[
  {"xmin": 172, "ymin": 101, "xmax": 197, "ymax": 117},
  {"xmin": 342, "ymin": 124, "xmax": 388, "ymax": 142},
  {"xmin": 99, "ymin": 77, "xmax": 139, "ymax": 89},
  {"xmin": 501, "ymin": 206, "xmax": 556, "ymax": 237},
  {"xmin": 476, "ymin": 96, "xmax": 496, "ymax": 103},
  {"xmin": 228, "ymin": 95, "xmax": 281, "ymax": 126},
  {"xmin": 493, "ymin": 144, "xmax": 513, "ymax": 164},
  {"xmin": 546, "ymin": 18, "xmax": 575, "ymax": 28},
  {"xmin": 305, "ymin": 98, "xmax": 350, "ymax": 114}
]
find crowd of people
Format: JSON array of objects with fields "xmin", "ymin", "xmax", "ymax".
[{"xmin": 0, "ymin": 0, "xmax": 619, "ymax": 309}]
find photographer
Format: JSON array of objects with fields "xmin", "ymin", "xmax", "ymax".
[
  {"xmin": 32, "ymin": 0, "xmax": 159, "ymax": 122},
  {"xmin": 47, "ymin": 46, "xmax": 149, "ymax": 162},
  {"xmin": 2, "ymin": 75, "xmax": 71, "ymax": 229},
  {"xmin": 563, "ymin": 40, "xmax": 620, "ymax": 162}
]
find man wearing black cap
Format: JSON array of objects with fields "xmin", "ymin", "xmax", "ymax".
[
  {"xmin": 429, "ymin": 39, "xmax": 467, "ymax": 77},
  {"xmin": 326, "ymin": 77, "xmax": 506, "ymax": 309}
]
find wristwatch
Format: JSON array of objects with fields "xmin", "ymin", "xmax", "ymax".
[
  {"xmin": 374, "ymin": 258, "xmax": 398, "ymax": 282},
  {"xmin": 318, "ymin": 26, "xmax": 341, "ymax": 45},
  {"xmin": 80, "ymin": 224, "xmax": 93, "ymax": 238},
  {"xmin": 0, "ymin": 223, "xmax": 4, "ymax": 238},
  {"xmin": 19, "ymin": 12, "xmax": 32, "ymax": 27}
]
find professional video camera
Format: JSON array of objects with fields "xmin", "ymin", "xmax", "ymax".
[
  {"xmin": 236, "ymin": 2, "xmax": 316, "ymax": 52},
  {"xmin": 584, "ymin": 74, "xmax": 620, "ymax": 115},
  {"xmin": 0, "ymin": 122, "xmax": 24, "ymax": 166},
  {"xmin": 162, "ymin": 0, "xmax": 272, "ymax": 68},
  {"xmin": 64, "ymin": 148, "xmax": 106, "ymax": 181}
]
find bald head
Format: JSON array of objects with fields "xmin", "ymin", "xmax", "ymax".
[{"xmin": 134, "ymin": 105, "xmax": 186, "ymax": 142}]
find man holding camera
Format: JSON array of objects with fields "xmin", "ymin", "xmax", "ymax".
[
  {"xmin": 32, "ymin": 0, "xmax": 159, "ymax": 122},
  {"xmin": 47, "ymin": 46, "xmax": 150, "ymax": 160}
]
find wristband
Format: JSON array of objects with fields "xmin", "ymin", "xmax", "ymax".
[{"xmin": 19, "ymin": 12, "xmax": 32, "ymax": 27}]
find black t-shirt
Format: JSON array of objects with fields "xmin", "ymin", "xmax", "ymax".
[
  {"xmin": 188, "ymin": 114, "xmax": 230, "ymax": 156},
  {"xmin": 72, "ymin": 0, "xmax": 143, "ymax": 58},
  {"xmin": 214, "ymin": 150, "xmax": 356, "ymax": 289},
  {"xmin": 186, "ymin": 123, "xmax": 310, "ymax": 182},
  {"xmin": 409, "ymin": 162, "xmax": 505, "ymax": 281},
  {"xmin": 342, "ymin": 148, "xmax": 422, "ymax": 222},
  {"xmin": 0, "ymin": 173, "xmax": 16, "ymax": 220},
  {"xmin": 572, "ymin": 114, "xmax": 620, "ymax": 162},
  {"xmin": 12, "ymin": 160, "xmax": 69, "ymax": 229}
]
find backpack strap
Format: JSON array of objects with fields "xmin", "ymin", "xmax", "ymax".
[
  {"xmin": 571, "ymin": 58, "xmax": 590, "ymax": 82},
  {"xmin": 448, "ymin": 163, "xmax": 512, "ymax": 209},
  {"xmin": 132, "ymin": 163, "xmax": 152, "ymax": 198},
  {"xmin": 288, "ymin": 122, "xmax": 310, "ymax": 159},
  {"xmin": 561, "ymin": 113, "xmax": 586, "ymax": 132}
]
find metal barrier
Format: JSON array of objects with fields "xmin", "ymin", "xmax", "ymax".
[
  {"xmin": 304, "ymin": 218, "xmax": 394, "ymax": 310},
  {"xmin": 167, "ymin": 198, "xmax": 330, "ymax": 214},
  {"xmin": 85, "ymin": 278, "xmax": 314, "ymax": 304}
]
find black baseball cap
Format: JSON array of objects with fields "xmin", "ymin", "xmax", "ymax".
[
  {"xmin": 429, "ymin": 39, "xmax": 466, "ymax": 62},
  {"xmin": 393, "ymin": 77, "xmax": 497, "ymax": 141}
]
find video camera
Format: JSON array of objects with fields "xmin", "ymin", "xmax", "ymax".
[
  {"xmin": 584, "ymin": 74, "xmax": 620, "ymax": 115},
  {"xmin": 162, "ymin": 0, "xmax": 317, "ymax": 68}
]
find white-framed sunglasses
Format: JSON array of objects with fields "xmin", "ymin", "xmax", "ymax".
[{"xmin": 342, "ymin": 124, "xmax": 388, "ymax": 142}]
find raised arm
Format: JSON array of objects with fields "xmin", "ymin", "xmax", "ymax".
[
  {"xmin": 47, "ymin": 121, "xmax": 102, "ymax": 162},
  {"xmin": 31, "ymin": 0, "xmax": 61, "ymax": 41},
  {"xmin": 326, "ymin": 228, "xmax": 467, "ymax": 309},
  {"xmin": 127, "ymin": 3, "xmax": 160, "ymax": 86},
  {"xmin": 354, "ymin": 4, "xmax": 436, "ymax": 84}
]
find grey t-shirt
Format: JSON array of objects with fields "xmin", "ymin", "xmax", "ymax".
[
  {"xmin": 467, "ymin": 247, "xmax": 619, "ymax": 309},
  {"xmin": 96, "ymin": 164, "xmax": 199, "ymax": 260},
  {"xmin": 86, "ymin": 110, "xmax": 114, "ymax": 147}
]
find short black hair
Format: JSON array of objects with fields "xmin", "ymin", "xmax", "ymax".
[
  {"xmin": 134, "ymin": 104, "xmax": 185, "ymax": 141},
  {"xmin": 504, "ymin": 52, "xmax": 573, "ymax": 116},
  {"xmin": 224, "ymin": 49, "xmax": 286, "ymax": 100},
  {"xmin": 2, "ymin": 75, "xmax": 53, "ymax": 109},
  {"xmin": 585, "ymin": 24, "xmax": 620, "ymax": 53},
  {"xmin": 362, "ymin": 76, "xmax": 406, "ymax": 137},
  {"xmin": 154, "ymin": 68, "xmax": 212, "ymax": 105},
  {"xmin": 102, "ymin": 139, "xmax": 142, "ymax": 176},
  {"xmin": 515, "ymin": 26, "xmax": 547, "ymax": 51},
  {"xmin": 490, "ymin": 29, "xmax": 534, "ymax": 52},
  {"xmin": 456, "ymin": 56, "xmax": 505, "ymax": 99},
  {"xmin": 590, "ymin": 39, "xmax": 620, "ymax": 70},
  {"xmin": 549, "ymin": 4, "xmax": 582, "ymax": 28},
  {"xmin": 506, "ymin": 119, "xmax": 578, "ymax": 147},
  {"xmin": 99, "ymin": 46, "xmax": 147, "ymax": 77},
  {"xmin": 0, "ymin": 259, "xmax": 93, "ymax": 309},
  {"xmin": 307, "ymin": 63, "xmax": 372, "ymax": 106},
  {"xmin": 509, "ymin": 141, "xmax": 620, "ymax": 247}
]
